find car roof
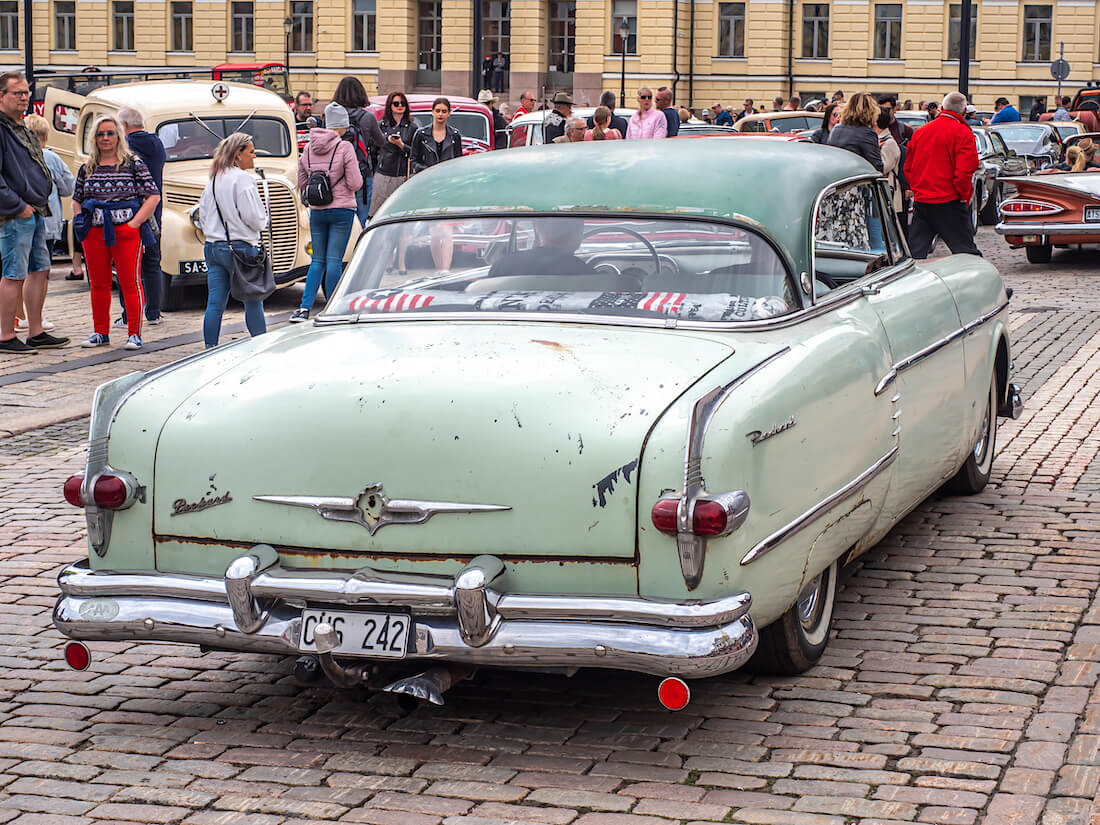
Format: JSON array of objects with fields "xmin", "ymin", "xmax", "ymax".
[
  {"xmin": 83, "ymin": 80, "xmax": 287, "ymax": 114},
  {"xmin": 375, "ymin": 138, "xmax": 879, "ymax": 274},
  {"xmin": 510, "ymin": 108, "xmax": 634, "ymax": 125},
  {"xmin": 368, "ymin": 94, "xmax": 490, "ymax": 115},
  {"xmin": 739, "ymin": 110, "xmax": 822, "ymax": 121}
]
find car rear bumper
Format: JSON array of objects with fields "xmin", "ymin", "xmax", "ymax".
[
  {"xmin": 995, "ymin": 221, "xmax": 1100, "ymax": 237},
  {"xmin": 53, "ymin": 551, "xmax": 757, "ymax": 678}
]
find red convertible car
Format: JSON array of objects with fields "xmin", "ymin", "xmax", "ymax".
[{"xmin": 995, "ymin": 134, "xmax": 1100, "ymax": 263}]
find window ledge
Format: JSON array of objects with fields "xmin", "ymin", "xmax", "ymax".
[
  {"xmin": 942, "ymin": 59, "xmax": 981, "ymax": 65},
  {"xmin": 226, "ymin": 51, "xmax": 256, "ymax": 57},
  {"xmin": 0, "ymin": 49, "xmax": 18, "ymax": 54},
  {"xmin": 713, "ymin": 56, "xmax": 747, "ymax": 61},
  {"xmin": 290, "ymin": 52, "xmax": 315, "ymax": 57},
  {"xmin": 108, "ymin": 50, "xmax": 137, "ymax": 55},
  {"xmin": 166, "ymin": 51, "xmax": 195, "ymax": 56},
  {"xmin": 1017, "ymin": 61, "xmax": 1050, "ymax": 66},
  {"xmin": 796, "ymin": 57, "xmax": 831, "ymax": 62},
  {"xmin": 603, "ymin": 55, "xmax": 640, "ymax": 60},
  {"xmin": 868, "ymin": 58, "xmax": 905, "ymax": 64},
  {"xmin": 50, "ymin": 49, "xmax": 78, "ymax": 54},
  {"xmin": 345, "ymin": 51, "xmax": 380, "ymax": 58}
]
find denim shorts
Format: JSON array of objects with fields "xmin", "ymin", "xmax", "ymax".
[{"xmin": 0, "ymin": 214, "xmax": 51, "ymax": 281}]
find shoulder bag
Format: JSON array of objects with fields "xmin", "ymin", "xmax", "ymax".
[{"xmin": 212, "ymin": 175, "xmax": 275, "ymax": 303}]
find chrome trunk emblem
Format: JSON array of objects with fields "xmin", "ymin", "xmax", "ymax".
[{"xmin": 253, "ymin": 482, "xmax": 510, "ymax": 535}]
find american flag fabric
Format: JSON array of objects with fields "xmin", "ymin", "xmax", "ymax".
[{"xmin": 349, "ymin": 293, "xmax": 436, "ymax": 312}]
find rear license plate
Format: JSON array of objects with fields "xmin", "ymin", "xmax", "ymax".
[
  {"xmin": 179, "ymin": 259, "xmax": 208, "ymax": 275},
  {"xmin": 299, "ymin": 609, "xmax": 409, "ymax": 658},
  {"xmin": 1085, "ymin": 206, "xmax": 1100, "ymax": 223}
]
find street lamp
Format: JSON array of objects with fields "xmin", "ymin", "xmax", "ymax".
[
  {"xmin": 618, "ymin": 17, "xmax": 629, "ymax": 109},
  {"xmin": 283, "ymin": 16, "xmax": 293, "ymax": 89}
]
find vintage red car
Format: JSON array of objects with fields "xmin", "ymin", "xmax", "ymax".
[{"xmin": 995, "ymin": 133, "xmax": 1100, "ymax": 263}]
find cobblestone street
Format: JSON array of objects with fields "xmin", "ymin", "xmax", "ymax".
[{"xmin": 2, "ymin": 227, "xmax": 1100, "ymax": 825}]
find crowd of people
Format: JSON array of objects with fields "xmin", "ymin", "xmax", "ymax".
[{"xmin": 0, "ymin": 65, "xmax": 1057, "ymax": 355}]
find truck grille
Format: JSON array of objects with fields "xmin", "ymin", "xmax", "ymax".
[
  {"xmin": 256, "ymin": 181, "xmax": 299, "ymax": 276},
  {"xmin": 165, "ymin": 191, "xmax": 200, "ymax": 208}
]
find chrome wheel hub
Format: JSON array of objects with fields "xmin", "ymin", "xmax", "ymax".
[{"xmin": 797, "ymin": 573, "xmax": 824, "ymax": 628}]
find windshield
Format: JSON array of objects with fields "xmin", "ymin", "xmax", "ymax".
[
  {"xmin": 325, "ymin": 216, "xmax": 795, "ymax": 323},
  {"xmin": 411, "ymin": 111, "xmax": 491, "ymax": 144},
  {"xmin": 157, "ymin": 117, "xmax": 291, "ymax": 160},
  {"xmin": 992, "ymin": 125, "xmax": 1054, "ymax": 154}
]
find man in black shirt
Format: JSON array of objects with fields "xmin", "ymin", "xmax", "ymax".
[{"xmin": 543, "ymin": 92, "xmax": 573, "ymax": 143}]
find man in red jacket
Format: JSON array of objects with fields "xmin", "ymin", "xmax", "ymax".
[{"xmin": 903, "ymin": 91, "xmax": 981, "ymax": 258}]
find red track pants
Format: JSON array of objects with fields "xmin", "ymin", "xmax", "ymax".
[{"xmin": 84, "ymin": 224, "xmax": 144, "ymax": 338}]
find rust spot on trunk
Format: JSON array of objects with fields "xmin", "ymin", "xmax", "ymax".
[{"xmin": 530, "ymin": 339, "xmax": 572, "ymax": 354}]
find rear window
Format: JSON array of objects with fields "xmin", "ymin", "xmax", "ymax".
[{"xmin": 326, "ymin": 216, "xmax": 795, "ymax": 324}]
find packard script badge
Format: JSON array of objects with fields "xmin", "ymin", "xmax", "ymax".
[{"xmin": 171, "ymin": 475, "xmax": 233, "ymax": 516}]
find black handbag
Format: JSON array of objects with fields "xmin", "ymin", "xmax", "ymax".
[{"xmin": 212, "ymin": 176, "xmax": 275, "ymax": 303}]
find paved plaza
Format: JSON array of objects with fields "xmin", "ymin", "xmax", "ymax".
[{"xmin": 2, "ymin": 227, "xmax": 1100, "ymax": 824}]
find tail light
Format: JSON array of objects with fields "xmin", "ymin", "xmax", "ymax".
[
  {"xmin": 651, "ymin": 491, "xmax": 750, "ymax": 538},
  {"xmin": 657, "ymin": 677, "xmax": 691, "ymax": 711},
  {"xmin": 63, "ymin": 641, "xmax": 91, "ymax": 671},
  {"xmin": 62, "ymin": 472, "xmax": 140, "ymax": 510},
  {"xmin": 999, "ymin": 199, "xmax": 1063, "ymax": 216}
]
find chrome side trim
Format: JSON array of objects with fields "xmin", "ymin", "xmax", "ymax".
[
  {"xmin": 874, "ymin": 300, "xmax": 1009, "ymax": 393},
  {"xmin": 673, "ymin": 347, "xmax": 790, "ymax": 588},
  {"xmin": 740, "ymin": 445, "xmax": 899, "ymax": 566},
  {"xmin": 995, "ymin": 221, "xmax": 1100, "ymax": 235}
]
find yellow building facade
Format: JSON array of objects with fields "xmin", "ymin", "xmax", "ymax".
[{"xmin": 3, "ymin": 0, "xmax": 1098, "ymax": 110}]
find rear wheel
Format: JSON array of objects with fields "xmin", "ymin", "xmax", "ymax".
[
  {"xmin": 946, "ymin": 374, "xmax": 997, "ymax": 495},
  {"xmin": 979, "ymin": 182, "xmax": 1001, "ymax": 225},
  {"xmin": 750, "ymin": 559, "xmax": 838, "ymax": 675},
  {"xmin": 1026, "ymin": 244, "xmax": 1053, "ymax": 264}
]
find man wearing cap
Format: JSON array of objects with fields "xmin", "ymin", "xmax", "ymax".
[
  {"xmin": 964, "ymin": 104, "xmax": 981, "ymax": 126},
  {"xmin": 478, "ymin": 90, "xmax": 509, "ymax": 150},
  {"xmin": 544, "ymin": 92, "xmax": 573, "ymax": 143}
]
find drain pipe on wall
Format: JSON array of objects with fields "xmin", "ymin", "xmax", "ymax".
[
  {"xmin": 671, "ymin": 0, "xmax": 680, "ymax": 104},
  {"xmin": 786, "ymin": 0, "xmax": 794, "ymax": 99},
  {"xmin": 688, "ymin": 0, "xmax": 696, "ymax": 109}
]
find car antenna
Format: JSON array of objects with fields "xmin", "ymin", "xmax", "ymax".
[{"xmin": 188, "ymin": 112, "xmax": 220, "ymax": 140}]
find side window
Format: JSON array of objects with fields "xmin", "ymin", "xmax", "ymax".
[
  {"xmin": 741, "ymin": 119, "xmax": 763, "ymax": 133},
  {"xmin": 530, "ymin": 124, "xmax": 544, "ymax": 145},
  {"xmin": 814, "ymin": 182, "xmax": 892, "ymax": 291},
  {"xmin": 510, "ymin": 123, "xmax": 527, "ymax": 148},
  {"xmin": 53, "ymin": 103, "xmax": 79, "ymax": 134}
]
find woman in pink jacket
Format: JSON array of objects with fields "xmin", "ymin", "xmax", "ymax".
[
  {"xmin": 290, "ymin": 102, "xmax": 363, "ymax": 322},
  {"xmin": 626, "ymin": 88, "xmax": 668, "ymax": 139}
]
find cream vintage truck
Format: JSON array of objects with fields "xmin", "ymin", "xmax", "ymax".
[{"xmin": 46, "ymin": 80, "xmax": 315, "ymax": 310}]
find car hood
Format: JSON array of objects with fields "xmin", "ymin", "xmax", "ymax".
[{"xmin": 151, "ymin": 322, "xmax": 735, "ymax": 560}]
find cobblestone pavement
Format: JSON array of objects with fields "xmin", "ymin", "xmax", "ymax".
[{"xmin": 2, "ymin": 229, "xmax": 1100, "ymax": 825}]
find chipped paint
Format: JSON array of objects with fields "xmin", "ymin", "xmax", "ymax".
[
  {"xmin": 531, "ymin": 339, "xmax": 572, "ymax": 354},
  {"xmin": 592, "ymin": 459, "xmax": 639, "ymax": 508}
]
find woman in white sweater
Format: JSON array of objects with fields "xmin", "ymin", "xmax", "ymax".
[{"xmin": 198, "ymin": 133, "xmax": 269, "ymax": 348}]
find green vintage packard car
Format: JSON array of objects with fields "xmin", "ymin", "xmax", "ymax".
[{"xmin": 55, "ymin": 140, "xmax": 1021, "ymax": 709}]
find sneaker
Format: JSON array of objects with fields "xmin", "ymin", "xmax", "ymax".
[
  {"xmin": 15, "ymin": 319, "xmax": 57, "ymax": 332},
  {"xmin": 0, "ymin": 337, "xmax": 38, "ymax": 354},
  {"xmin": 124, "ymin": 334, "xmax": 142, "ymax": 350},
  {"xmin": 26, "ymin": 332, "xmax": 70, "ymax": 349},
  {"xmin": 65, "ymin": 271, "xmax": 83, "ymax": 281},
  {"xmin": 288, "ymin": 308, "xmax": 310, "ymax": 323},
  {"xmin": 81, "ymin": 333, "xmax": 110, "ymax": 348},
  {"xmin": 112, "ymin": 316, "xmax": 127, "ymax": 329},
  {"xmin": 146, "ymin": 316, "xmax": 163, "ymax": 326}
]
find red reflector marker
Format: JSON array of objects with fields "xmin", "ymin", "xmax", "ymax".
[
  {"xmin": 650, "ymin": 499, "xmax": 679, "ymax": 534},
  {"xmin": 657, "ymin": 677, "xmax": 691, "ymax": 711},
  {"xmin": 63, "ymin": 641, "xmax": 91, "ymax": 671},
  {"xmin": 92, "ymin": 475, "xmax": 128, "ymax": 509},
  {"xmin": 63, "ymin": 475, "xmax": 85, "ymax": 507},
  {"xmin": 692, "ymin": 499, "xmax": 729, "ymax": 536}
]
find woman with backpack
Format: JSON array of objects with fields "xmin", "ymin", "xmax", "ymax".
[
  {"xmin": 291, "ymin": 102, "xmax": 363, "ymax": 323},
  {"xmin": 332, "ymin": 76, "xmax": 385, "ymax": 226}
]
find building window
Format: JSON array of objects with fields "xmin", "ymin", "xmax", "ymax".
[
  {"xmin": 351, "ymin": 0, "xmax": 375, "ymax": 51},
  {"xmin": 417, "ymin": 0, "xmax": 441, "ymax": 73},
  {"xmin": 170, "ymin": 1, "xmax": 193, "ymax": 51},
  {"xmin": 873, "ymin": 3, "xmax": 901, "ymax": 59},
  {"xmin": 1022, "ymin": 5, "xmax": 1051, "ymax": 62},
  {"xmin": 113, "ymin": 0, "xmax": 134, "ymax": 50},
  {"xmin": 0, "ymin": 1, "xmax": 17, "ymax": 49},
  {"xmin": 947, "ymin": 3, "xmax": 976, "ymax": 61},
  {"xmin": 718, "ymin": 2, "xmax": 745, "ymax": 58},
  {"xmin": 231, "ymin": 1, "xmax": 253, "ymax": 51},
  {"xmin": 482, "ymin": 0, "xmax": 510, "ymax": 60},
  {"xmin": 612, "ymin": 0, "xmax": 636, "ymax": 54},
  {"xmin": 802, "ymin": 4, "xmax": 828, "ymax": 59},
  {"xmin": 290, "ymin": 0, "xmax": 313, "ymax": 52},
  {"xmin": 548, "ymin": 0, "xmax": 575, "ymax": 74},
  {"xmin": 55, "ymin": 1, "xmax": 76, "ymax": 50}
]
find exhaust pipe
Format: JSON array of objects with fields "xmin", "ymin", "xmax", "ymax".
[
  {"xmin": 312, "ymin": 622, "xmax": 372, "ymax": 688},
  {"xmin": 382, "ymin": 665, "xmax": 474, "ymax": 706}
]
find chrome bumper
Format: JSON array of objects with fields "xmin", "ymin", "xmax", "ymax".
[
  {"xmin": 995, "ymin": 221, "xmax": 1100, "ymax": 236},
  {"xmin": 999, "ymin": 382, "xmax": 1024, "ymax": 420},
  {"xmin": 53, "ymin": 551, "xmax": 757, "ymax": 678}
]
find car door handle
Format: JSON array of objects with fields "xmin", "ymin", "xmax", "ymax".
[{"xmin": 861, "ymin": 284, "xmax": 881, "ymax": 296}]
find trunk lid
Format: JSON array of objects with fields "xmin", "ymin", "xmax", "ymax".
[{"xmin": 152, "ymin": 322, "xmax": 733, "ymax": 560}]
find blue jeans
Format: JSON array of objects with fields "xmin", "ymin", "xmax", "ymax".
[
  {"xmin": 0, "ymin": 215, "xmax": 50, "ymax": 280},
  {"xmin": 354, "ymin": 178, "xmax": 373, "ymax": 227},
  {"xmin": 301, "ymin": 208, "xmax": 355, "ymax": 310},
  {"xmin": 203, "ymin": 240, "xmax": 267, "ymax": 348}
]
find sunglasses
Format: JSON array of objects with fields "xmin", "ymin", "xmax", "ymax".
[
  {"xmin": 392, "ymin": 101, "xmax": 407, "ymax": 107},
  {"xmin": 638, "ymin": 95, "xmax": 652, "ymax": 100},
  {"xmin": 96, "ymin": 130, "xmax": 117, "ymax": 138}
]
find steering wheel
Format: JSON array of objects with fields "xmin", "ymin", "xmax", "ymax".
[{"xmin": 582, "ymin": 226, "xmax": 661, "ymax": 280}]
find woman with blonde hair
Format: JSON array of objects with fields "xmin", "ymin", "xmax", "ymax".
[
  {"xmin": 827, "ymin": 93, "xmax": 884, "ymax": 171},
  {"xmin": 584, "ymin": 106, "xmax": 622, "ymax": 141},
  {"xmin": 1045, "ymin": 138, "xmax": 1100, "ymax": 173},
  {"xmin": 196, "ymin": 132, "xmax": 269, "ymax": 347},
  {"xmin": 72, "ymin": 113, "xmax": 160, "ymax": 349}
]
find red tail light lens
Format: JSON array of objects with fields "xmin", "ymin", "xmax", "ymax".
[
  {"xmin": 657, "ymin": 677, "xmax": 691, "ymax": 711},
  {"xmin": 1000, "ymin": 199, "xmax": 1062, "ymax": 216},
  {"xmin": 92, "ymin": 475, "xmax": 129, "ymax": 509},
  {"xmin": 63, "ymin": 641, "xmax": 91, "ymax": 671},
  {"xmin": 63, "ymin": 475, "xmax": 85, "ymax": 507},
  {"xmin": 651, "ymin": 499, "xmax": 679, "ymax": 534},
  {"xmin": 692, "ymin": 500, "xmax": 729, "ymax": 536}
]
